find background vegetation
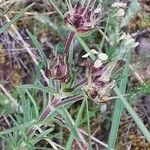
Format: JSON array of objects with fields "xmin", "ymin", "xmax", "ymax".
[{"xmin": 0, "ymin": 0, "xmax": 150, "ymax": 149}]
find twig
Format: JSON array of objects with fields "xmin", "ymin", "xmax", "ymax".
[
  {"xmin": 79, "ymin": 129, "xmax": 114, "ymax": 150},
  {"xmin": 8, "ymin": 11, "xmax": 56, "ymax": 16},
  {"xmin": 131, "ymin": 28, "xmax": 150, "ymax": 37},
  {"xmin": 129, "ymin": 64, "xmax": 144, "ymax": 84}
]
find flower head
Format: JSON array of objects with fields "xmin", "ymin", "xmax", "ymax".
[
  {"xmin": 84, "ymin": 61, "xmax": 116, "ymax": 103},
  {"xmin": 64, "ymin": 2, "xmax": 102, "ymax": 36},
  {"xmin": 45, "ymin": 56, "xmax": 69, "ymax": 82}
]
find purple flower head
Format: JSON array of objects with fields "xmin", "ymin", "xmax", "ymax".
[
  {"xmin": 64, "ymin": 1, "xmax": 102, "ymax": 36},
  {"xmin": 45, "ymin": 56, "xmax": 69, "ymax": 82}
]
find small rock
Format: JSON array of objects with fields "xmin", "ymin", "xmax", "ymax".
[
  {"xmin": 135, "ymin": 37, "xmax": 150, "ymax": 55},
  {"xmin": 142, "ymin": 95, "xmax": 150, "ymax": 115}
]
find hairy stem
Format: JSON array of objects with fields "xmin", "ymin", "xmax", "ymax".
[{"xmin": 28, "ymin": 94, "xmax": 83, "ymax": 136}]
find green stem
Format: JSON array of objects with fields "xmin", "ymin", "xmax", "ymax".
[{"xmin": 85, "ymin": 97, "xmax": 92, "ymax": 150}]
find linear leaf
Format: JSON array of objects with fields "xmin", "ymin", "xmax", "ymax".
[
  {"xmin": 58, "ymin": 107, "xmax": 80, "ymax": 141},
  {"xmin": 114, "ymin": 86, "xmax": 150, "ymax": 143},
  {"xmin": 0, "ymin": 3, "xmax": 35, "ymax": 34},
  {"xmin": 108, "ymin": 49, "xmax": 131, "ymax": 149},
  {"xmin": 121, "ymin": 0, "xmax": 141, "ymax": 27},
  {"xmin": 65, "ymin": 99, "xmax": 86, "ymax": 150},
  {"xmin": 26, "ymin": 30, "xmax": 47, "ymax": 67}
]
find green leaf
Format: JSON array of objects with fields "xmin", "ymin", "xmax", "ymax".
[
  {"xmin": 85, "ymin": 96, "xmax": 92, "ymax": 150},
  {"xmin": 114, "ymin": 86, "xmax": 150, "ymax": 143},
  {"xmin": 0, "ymin": 121, "xmax": 35, "ymax": 136},
  {"xmin": 58, "ymin": 107, "xmax": 80, "ymax": 141},
  {"xmin": 75, "ymin": 34, "xmax": 96, "ymax": 61},
  {"xmin": 65, "ymin": 99, "xmax": 86, "ymax": 150},
  {"xmin": 68, "ymin": 39, "xmax": 74, "ymax": 64},
  {"xmin": 108, "ymin": 49, "xmax": 131, "ymax": 149},
  {"xmin": 0, "ymin": 3, "xmax": 35, "ymax": 34},
  {"xmin": 26, "ymin": 90, "xmax": 39, "ymax": 119},
  {"xmin": 26, "ymin": 30, "xmax": 47, "ymax": 67},
  {"xmin": 19, "ymin": 84, "xmax": 54, "ymax": 94},
  {"xmin": 30, "ymin": 128, "xmax": 54, "ymax": 145},
  {"xmin": 121, "ymin": 0, "xmax": 141, "ymax": 27},
  {"xmin": 44, "ymin": 0, "xmax": 64, "ymax": 19}
]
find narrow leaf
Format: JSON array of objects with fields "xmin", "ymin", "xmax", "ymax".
[
  {"xmin": 0, "ymin": 121, "xmax": 35, "ymax": 136},
  {"xmin": 58, "ymin": 107, "xmax": 80, "ymax": 141},
  {"xmin": 65, "ymin": 99, "xmax": 86, "ymax": 150},
  {"xmin": 108, "ymin": 49, "xmax": 131, "ymax": 149},
  {"xmin": 26, "ymin": 30, "xmax": 47, "ymax": 67},
  {"xmin": 114, "ymin": 86, "xmax": 150, "ymax": 143},
  {"xmin": 0, "ymin": 3, "xmax": 35, "ymax": 34},
  {"xmin": 121, "ymin": 0, "xmax": 141, "ymax": 27}
]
